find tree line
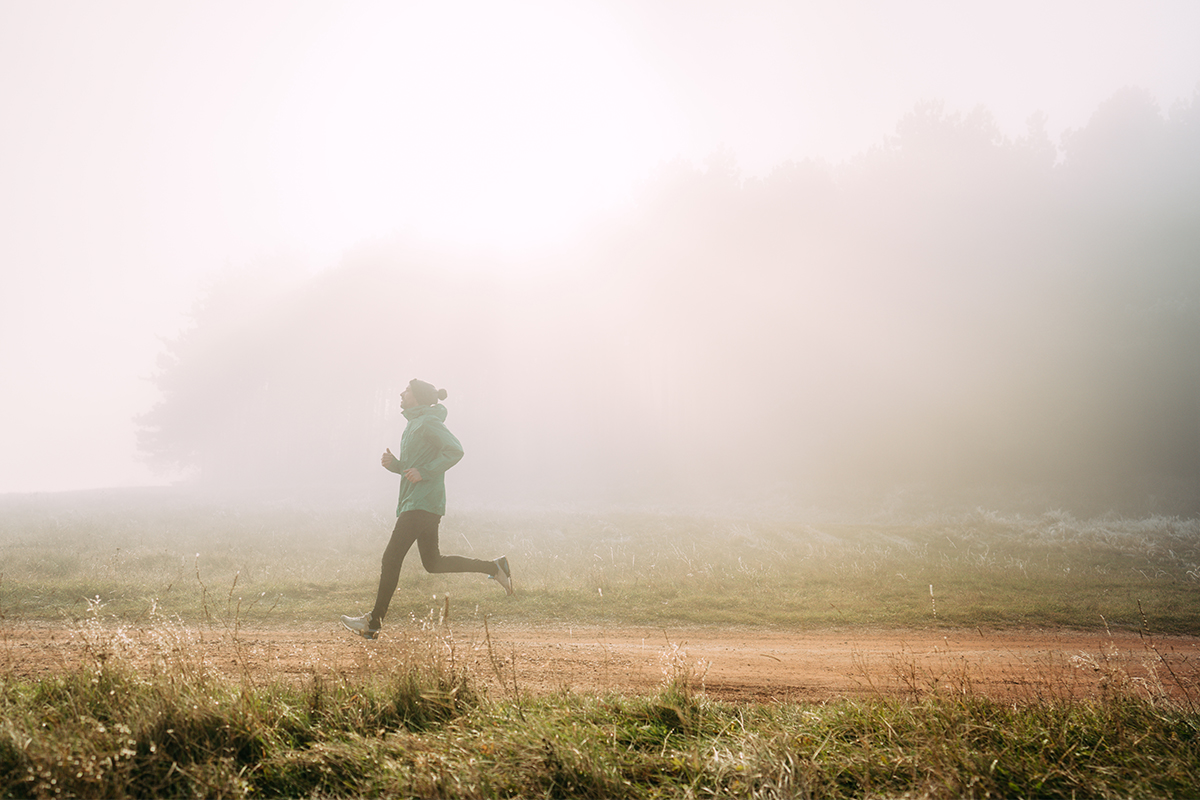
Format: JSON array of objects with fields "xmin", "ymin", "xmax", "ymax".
[{"xmin": 138, "ymin": 86, "xmax": 1200, "ymax": 514}]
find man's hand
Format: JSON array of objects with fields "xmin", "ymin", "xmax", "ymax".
[
  {"xmin": 403, "ymin": 467, "xmax": 423, "ymax": 483},
  {"xmin": 381, "ymin": 448, "xmax": 397, "ymax": 469}
]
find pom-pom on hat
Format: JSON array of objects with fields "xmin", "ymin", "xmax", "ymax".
[{"xmin": 409, "ymin": 379, "xmax": 447, "ymax": 406}]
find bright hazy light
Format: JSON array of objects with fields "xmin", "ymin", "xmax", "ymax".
[{"xmin": 1, "ymin": 0, "xmax": 1198, "ymax": 499}]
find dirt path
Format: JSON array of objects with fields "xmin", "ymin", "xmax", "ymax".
[{"xmin": 3, "ymin": 620, "xmax": 1197, "ymax": 702}]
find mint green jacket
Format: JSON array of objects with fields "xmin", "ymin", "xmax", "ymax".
[{"xmin": 386, "ymin": 404, "xmax": 464, "ymax": 516}]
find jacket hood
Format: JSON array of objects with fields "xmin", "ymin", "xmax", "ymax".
[{"xmin": 403, "ymin": 403, "xmax": 448, "ymax": 422}]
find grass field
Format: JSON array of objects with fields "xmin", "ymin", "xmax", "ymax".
[
  {"xmin": 1, "ymin": 490, "xmax": 1198, "ymax": 797},
  {"xmin": 1, "ymin": 490, "xmax": 1198, "ymax": 633}
]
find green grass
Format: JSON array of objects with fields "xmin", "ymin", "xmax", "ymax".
[
  {"xmin": 2, "ymin": 493, "xmax": 1197, "ymax": 634},
  {"xmin": 0, "ymin": 620, "xmax": 1196, "ymax": 799},
  {"xmin": 2, "ymin": 492, "xmax": 1199, "ymax": 797}
]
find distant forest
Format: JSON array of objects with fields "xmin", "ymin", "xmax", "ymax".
[{"xmin": 138, "ymin": 87, "xmax": 1200, "ymax": 515}]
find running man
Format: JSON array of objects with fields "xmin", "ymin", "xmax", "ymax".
[{"xmin": 341, "ymin": 379, "xmax": 512, "ymax": 639}]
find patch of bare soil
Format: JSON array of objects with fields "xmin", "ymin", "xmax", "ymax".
[{"xmin": 3, "ymin": 620, "xmax": 1197, "ymax": 703}]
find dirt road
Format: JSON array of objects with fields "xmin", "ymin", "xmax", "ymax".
[{"xmin": 3, "ymin": 620, "xmax": 1197, "ymax": 702}]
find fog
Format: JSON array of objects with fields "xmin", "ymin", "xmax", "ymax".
[{"xmin": 3, "ymin": 2, "xmax": 1199, "ymax": 516}]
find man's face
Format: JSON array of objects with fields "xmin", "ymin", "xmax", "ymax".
[{"xmin": 399, "ymin": 387, "xmax": 416, "ymax": 409}]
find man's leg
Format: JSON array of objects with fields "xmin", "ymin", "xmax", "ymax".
[
  {"xmin": 369, "ymin": 512, "xmax": 421, "ymax": 626},
  {"xmin": 412, "ymin": 510, "xmax": 498, "ymax": 575}
]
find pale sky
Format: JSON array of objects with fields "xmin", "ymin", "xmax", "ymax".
[{"xmin": 1, "ymin": 0, "xmax": 1198, "ymax": 494}]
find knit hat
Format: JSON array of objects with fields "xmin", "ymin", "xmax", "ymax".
[{"xmin": 408, "ymin": 379, "xmax": 447, "ymax": 406}]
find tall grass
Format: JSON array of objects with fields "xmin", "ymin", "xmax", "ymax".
[
  {"xmin": 0, "ymin": 616, "xmax": 1197, "ymax": 798},
  {"xmin": 2, "ymin": 487, "xmax": 1198, "ymax": 797},
  {"xmin": 0, "ymin": 608, "xmax": 477, "ymax": 798}
]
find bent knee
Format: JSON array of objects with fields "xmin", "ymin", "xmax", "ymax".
[{"xmin": 419, "ymin": 553, "xmax": 446, "ymax": 573}]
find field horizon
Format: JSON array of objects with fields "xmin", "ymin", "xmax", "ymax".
[{"xmin": 2, "ymin": 486, "xmax": 1197, "ymax": 634}]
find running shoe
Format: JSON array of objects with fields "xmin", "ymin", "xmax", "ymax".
[
  {"xmin": 491, "ymin": 556, "xmax": 514, "ymax": 596},
  {"xmin": 340, "ymin": 613, "xmax": 380, "ymax": 639}
]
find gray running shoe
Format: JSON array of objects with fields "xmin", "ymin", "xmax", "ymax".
[
  {"xmin": 340, "ymin": 613, "xmax": 380, "ymax": 639},
  {"xmin": 491, "ymin": 556, "xmax": 513, "ymax": 596}
]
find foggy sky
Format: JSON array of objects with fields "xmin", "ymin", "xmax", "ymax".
[
  {"xmin": 2, "ymin": 1, "xmax": 1199, "ymax": 499},
  {"xmin": 130, "ymin": 93, "xmax": 1200, "ymax": 517}
]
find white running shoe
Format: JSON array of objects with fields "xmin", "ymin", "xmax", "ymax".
[
  {"xmin": 340, "ymin": 613, "xmax": 380, "ymax": 639},
  {"xmin": 491, "ymin": 556, "xmax": 513, "ymax": 596}
]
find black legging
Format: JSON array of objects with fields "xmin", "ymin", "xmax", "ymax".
[{"xmin": 371, "ymin": 509, "xmax": 496, "ymax": 624}]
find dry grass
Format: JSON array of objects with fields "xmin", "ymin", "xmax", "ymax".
[
  {"xmin": 0, "ymin": 611, "xmax": 1197, "ymax": 798},
  {"xmin": 2, "ymin": 493, "xmax": 1199, "ymax": 796}
]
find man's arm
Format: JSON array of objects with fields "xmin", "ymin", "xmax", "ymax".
[
  {"xmin": 383, "ymin": 447, "xmax": 423, "ymax": 482},
  {"xmin": 413, "ymin": 420, "xmax": 464, "ymax": 480},
  {"xmin": 381, "ymin": 448, "xmax": 403, "ymax": 472}
]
